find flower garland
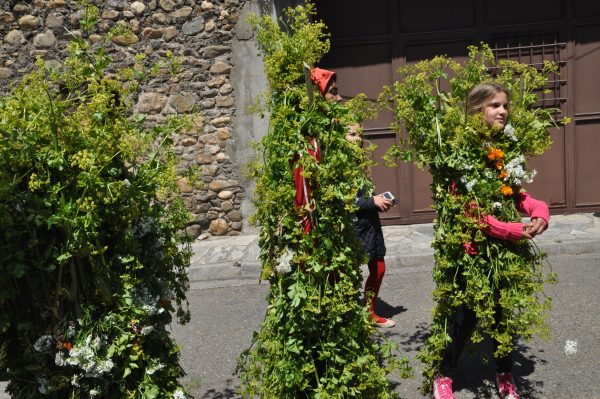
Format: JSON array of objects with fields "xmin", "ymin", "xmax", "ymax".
[{"xmin": 380, "ymin": 45, "xmax": 566, "ymax": 390}]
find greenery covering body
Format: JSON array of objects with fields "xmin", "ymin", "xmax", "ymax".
[
  {"xmin": 380, "ymin": 45, "xmax": 565, "ymax": 389},
  {"xmin": 237, "ymin": 5, "xmax": 409, "ymax": 398},
  {"xmin": 0, "ymin": 8, "xmax": 193, "ymax": 398}
]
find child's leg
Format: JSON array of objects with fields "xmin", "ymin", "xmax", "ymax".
[
  {"xmin": 440, "ymin": 305, "xmax": 478, "ymax": 376},
  {"xmin": 364, "ymin": 258, "xmax": 389, "ymax": 324},
  {"xmin": 493, "ymin": 307, "xmax": 513, "ymax": 373}
]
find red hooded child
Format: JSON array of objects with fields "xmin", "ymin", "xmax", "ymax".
[{"xmin": 292, "ymin": 68, "xmax": 336, "ymax": 233}]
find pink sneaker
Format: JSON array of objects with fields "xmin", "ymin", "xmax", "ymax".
[
  {"xmin": 496, "ymin": 373, "xmax": 521, "ymax": 399},
  {"xmin": 433, "ymin": 374, "xmax": 455, "ymax": 399}
]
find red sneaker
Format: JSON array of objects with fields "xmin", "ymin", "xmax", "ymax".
[
  {"xmin": 433, "ymin": 374, "xmax": 455, "ymax": 399},
  {"xmin": 371, "ymin": 314, "xmax": 395, "ymax": 328},
  {"xmin": 496, "ymin": 373, "xmax": 521, "ymax": 399}
]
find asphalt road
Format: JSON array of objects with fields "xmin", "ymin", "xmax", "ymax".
[
  {"xmin": 174, "ymin": 253, "xmax": 600, "ymax": 399},
  {"xmin": 1, "ymin": 253, "xmax": 598, "ymax": 398}
]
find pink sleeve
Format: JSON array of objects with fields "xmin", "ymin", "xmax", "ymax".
[
  {"xmin": 481, "ymin": 214, "xmax": 524, "ymax": 242},
  {"xmin": 516, "ymin": 192, "xmax": 550, "ymax": 225}
]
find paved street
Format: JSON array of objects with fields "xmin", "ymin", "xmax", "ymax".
[
  {"xmin": 1, "ymin": 213, "xmax": 599, "ymax": 398},
  {"xmin": 174, "ymin": 252, "xmax": 600, "ymax": 399}
]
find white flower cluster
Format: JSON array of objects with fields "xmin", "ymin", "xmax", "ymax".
[
  {"xmin": 132, "ymin": 286, "xmax": 164, "ymax": 316},
  {"xmin": 503, "ymin": 155, "xmax": 537, "ymax": 185},
  {"xmin": 460, "ymin": 176, "xmax": 477, "ymax": 192},
  {"xmin": 173, "ymin": 388, "xmax": 187, "ymax": 399},
  {"xmin": 503, "ymin": 123, "xmax": 518, "ymax": 141},
  {"xmin": 66, "ymin": 335, "xmax": 113, "ymax": 378},
  {"xmin": 33, "ymin": 335, "xmax": 54, "ymax": 352},
  {"xmin": 493, "ymin": 202, "xmax": 502, "ymax": 210},
  {"xmin": 275, "ymin": 248, "xmax": 294, "ymax": 275},
  {"xmin": 37, "ymin": 376, "xmax": 50, "ymax": 394}
]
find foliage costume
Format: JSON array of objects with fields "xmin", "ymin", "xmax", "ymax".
[
  {"xmin": 0, "ymin": 7, "xmax": 192, "ymax": 398},
  {"xmin": 380, "ymin": 45, "xmax": 564, "ymax": 389},
  {"xmin": 237, "ymin": 5, "xmax": 409, "ymax": 398}
]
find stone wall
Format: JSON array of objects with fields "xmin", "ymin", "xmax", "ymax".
[{"xmin": 0, "ymin": 0, "xmax": 249, "ymax": 237}]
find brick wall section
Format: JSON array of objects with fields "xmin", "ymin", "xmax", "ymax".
[{"xmin": 0, "ymin": 0, "xmax": 247, "ymax": 237}]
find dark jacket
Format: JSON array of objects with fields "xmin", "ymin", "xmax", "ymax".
[{"xmin": 355, "ymin": 187, "xmax": 386, "ymax": 260}]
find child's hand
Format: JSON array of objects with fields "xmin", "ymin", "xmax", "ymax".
[
  {"xmin": 523, "ymin": 217, "xmax": 548, "ymax": 238},
  {"xmin": 374, "ymin": 194, "xmax": 393, "ymax": 212}
]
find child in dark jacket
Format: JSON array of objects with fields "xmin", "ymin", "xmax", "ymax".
[{"xmin": 347, "ymin": 125, "xmax": 395, "ymax": 328}]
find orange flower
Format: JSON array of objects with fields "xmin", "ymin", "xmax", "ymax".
[
  {"xmin": 499, "ymin": 170, "xmax": 508, "ymax": 179},
  {"xmin": 487, "ymin": 147, "xmax": 504, "ymax": 161},
  {"xmin": 62, "ymin": 341, "xmax": 73, "ymax": 350},
  {"xmin": 501, "ymin": 185, "xmax": 513, "ymax": 196},
  {"xmin": 496, "ymin": 160, "xmax": 503, "ymax": 170}
]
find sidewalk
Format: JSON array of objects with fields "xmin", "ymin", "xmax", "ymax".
[{"xmin": 189, "ymin": 212, "xmax": 600, "ymax": 282}]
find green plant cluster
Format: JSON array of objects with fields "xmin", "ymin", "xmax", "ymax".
[
  {"xmin": 237, "ymin": 4, "xmax": 410, "ymax": 398},
  {"xmin": 380, "ymin": 45, "xmax": 564, "ymax": 390},
  {"xmin": 0, "ymin": 6, "xmax": 193, "ymax": 398}
]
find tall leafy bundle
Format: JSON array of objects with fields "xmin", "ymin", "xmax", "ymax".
[
  {"xmin": 0, "ymin": 11, "xmax": 193, "ymax": 399},
  {"xmin": 237, "ymin": 4, "xmax": 409, "ymax": 398},
  {"xmin": 380, "ymin": 45, "xmax": 565, "ymax": 389}
]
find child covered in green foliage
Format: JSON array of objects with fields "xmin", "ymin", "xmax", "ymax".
[{"xmin": 432, "ymin": 83, "xmax": 549, "ymax": 399}]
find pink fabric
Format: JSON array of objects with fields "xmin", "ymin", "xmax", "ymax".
[
  {"xmin": 480, "ymin": 192, "xmax": 550, "ymax": 242},
  {"xmin": 516, "ymin": 192, "xmax": 550, "ymax": 225},
  {"xmin": 481, "ymin": 215, "xmax": 524, "ymax": 241}
]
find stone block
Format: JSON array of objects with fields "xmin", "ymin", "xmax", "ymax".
[
  {"xmin": 136, "ymin": 92, "xmax": 167, "ymax": 114},
  {"xmin": 18, "ymin": 15, "xmax": 39, "ymax": 29},
  {"xmin": 46, "ymin": 13, "xmax": 64, "ymax": 28},
  {"xmin": 33, "ymin": 30, "xmax": 56, "ymax": 48},
  {"xmin": 131, "ymin": 1, "xmax": 146, "ymax": 15},
  {"xmin": 4, "ymin": 30, "xmax": 25, "ymax": 45},
  {"xmin": 143, "ymin": 27, "xmax": 163, "ymax": 39},
  {"xmin": 171, "ymin": 6, "xmax": 192, "ymax": 18},
  {"xmin": 209, "ymin": 218, "xmax": 228, "ymax": 235},
  {"xmin": 168, "ymin": 93, "xmax": 199, "ymax": 113},
  {"xmin": 182, "ymin": 17, "xmax": 205, "ymax": 35},
  {"xmin": 210, "ymin": 62, "xmax": 232, "ymax": 74},
  {"xmin": 112, "ymin": 33, "xmax": 139, "ymax": 46}
]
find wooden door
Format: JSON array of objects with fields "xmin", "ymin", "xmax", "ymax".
[{"xmin": 316, "ymin": 0, "xmax": 600, "ymax": 223}]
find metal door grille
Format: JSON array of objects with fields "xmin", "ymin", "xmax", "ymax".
[{"xmin": 490, "ymin": 31, "xmax": 566, "ymax": 113}]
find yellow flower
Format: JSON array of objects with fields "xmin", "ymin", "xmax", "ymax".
[
  {"xmin": 499, "ymin": 170, "xmax": 508, "ymax": 179},
  {"xmin": 501, "ymin": 185, "xmax": 513, "ymax": 196}
]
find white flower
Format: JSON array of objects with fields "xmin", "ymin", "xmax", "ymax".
[
  {"xmin": 147, "ymin": 362, "xmax": 165, "ymax": 375},
  {"xmin": 173, "ymin": 388, "xmax": 187, "ymax": 399},
  {"xmin": 503, "ymin": 123, "xmax": 518, "ymax": 141},
  {"xmin": 33, "ymin": 335, "xmax": 54, "ymax": 352},
  {"xmin": 493, "ymin": 202, "xmax": 502, "ymax": 210},
  {"xmin": 460, "ymin": 176, "xmax": 476, "ymax": 192},
  {"xmin": 37, "ymin": 376, "xmax": 50, "ymax": 395},
  {"xmin": 133, "ymin": 286, "xmax": 161, "ymax": 316},
  {"xmin": 71, "ymin": 374, "xmax": 81, "ymax": 387},
  {"xmin": 564, "ymin": 340, "xmax": 577, "ymax": 357},
  {"xmin": 504, "ymin": 155, "xmax": 536, "ymax": 185},
  {"xmin": 55, "ymin": 351, "xmax": 68, "ymax": 367},
  {"xmin": 67, "ymin": 336, "xmax": 113, "ymax": 377},
  {"xmin": 90, "ymin": 389, "xmax": 100, "ymax": 397},
  {"xmin": 141, "ymin": 326, "xmax": 154, "ymax": 336},
  {"xmin": 275, "ymin": 248, "xmax": 294, "ymax": 275}
]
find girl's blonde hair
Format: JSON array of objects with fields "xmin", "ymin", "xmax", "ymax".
[{"xmin": 467, "ymin": 82, "xmax": 510, "ymax": 115}]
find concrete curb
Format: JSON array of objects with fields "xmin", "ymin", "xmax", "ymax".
[{"xmin": 187, "ymin": 213, "xmax": 600, "ymax": 283}]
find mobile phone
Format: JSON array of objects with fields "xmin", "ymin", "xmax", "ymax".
[{"xmin": 382, "ymin": 191, "xmax": 398, "ymax": 205}]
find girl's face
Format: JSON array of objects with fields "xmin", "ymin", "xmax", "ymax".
[
  {"xmin": 325, "ymin": 81, "xmax": 343, "ymax": 103},
  {"xmin": 483, "ymin": 91, "xmax": 509, "ymax": 129},
  {"xmin": 345, "ymin": 124, "xmax": 362, "ymax": 145}
]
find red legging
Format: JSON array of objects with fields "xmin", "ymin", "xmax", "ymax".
[{"xmin": 364, "ymin": 258, "xmax": 386, "ymax": 322}]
